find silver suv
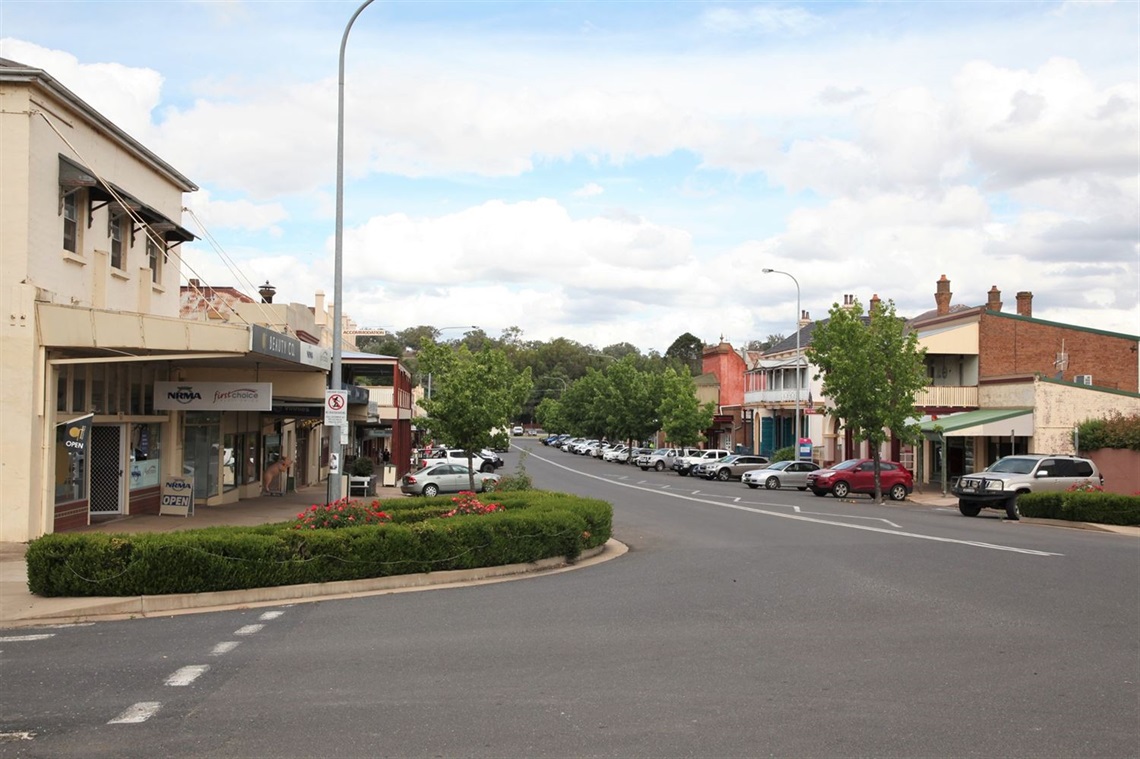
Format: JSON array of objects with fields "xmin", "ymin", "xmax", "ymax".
[{"xmin": 953, "ymin": 454, "xmax": 1102, "ymax": 520}]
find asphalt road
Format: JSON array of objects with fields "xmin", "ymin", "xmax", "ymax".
[{"xmin": 1, "ymin": 440, "xmax": 1136, "ymax": 758}]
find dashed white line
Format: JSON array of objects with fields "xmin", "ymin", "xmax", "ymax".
[
  {"xmin": 234, "ymin": 624, "xmax": 264, "ymax": 636},
  {"xmin": 259, "ymin": 610, "xmax": 284, "ymax": 621},
  {"xmin": 108, "ymin": 702, "xmax": 161, "ymax": 724},
  {"xmin": 165, "ymin": 665, "xmax": 209, "ymax": 686},
  {"xmin": 210, "ymin": 641, "xmax": 240, "ymax": 656},
  {"xmin": 0, "ymin": 634, "xmax": 54, "ymax": 643}
]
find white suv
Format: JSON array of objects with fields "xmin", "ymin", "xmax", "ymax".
[
  {"xmin": 952, "ymin": 454, "xmax": 1102, "ymax": 520},
  {"xmin": 673, "ymin": 449, "xmax": 731, "ymax": 476}
]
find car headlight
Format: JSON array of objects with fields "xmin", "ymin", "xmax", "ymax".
[{"xmin": 984, "ymin": 479, "xmax": 1005, "ymax": 492}]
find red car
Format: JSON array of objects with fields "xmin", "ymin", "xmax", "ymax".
[{"xmin": 807, "ymin": 458, "xmax": 913, "ymax": 501}]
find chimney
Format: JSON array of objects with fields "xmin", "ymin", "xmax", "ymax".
[
  {"xmin": 935, "ymin": 274, "xmax": 952, "ymax": 315},
  {"xmin": 987, "ymin": 286, "xmax": 1002, "ymax": 312},
  {"xmin": 799, "ymin": 310, "xmax": 811, "ymax": 328},
  {"xmin": 188, "ymin": 278, "xmax": 200, "ymax": 288},
  {"xmin": 870, "ymin": 293, "xmax": 881, "ymax": 315},
  {"xmin": 841, "ymin": 294, "xmax": 854, "ymax": 309},
  {"xmin": 258, "ymin": 281, "xmax": 276, "ymax": 304},
  {"xmin": 1016, "ymin": 291, "xmax": 1033, "ymax": 317}
]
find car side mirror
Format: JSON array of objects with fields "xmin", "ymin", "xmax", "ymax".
[{"xmin": 1035, "ymin": 470, "xmax": 1048, "ymax": 478}]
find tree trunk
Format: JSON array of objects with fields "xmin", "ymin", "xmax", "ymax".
[{"xmin": 873, "ymin": 448, "xmax": 883, "ymax": 503}]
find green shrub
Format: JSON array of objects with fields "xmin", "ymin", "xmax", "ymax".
[
  {"xmin": 1076, "ymin": 412, "xmax": 1140, "ymax": 452},
  {"xmin": 1018, "ymin": 491, "xmax": 1140, "ymax": 525},
  {"xmin": 25, "ymin": 490, "xmax": 613, "ymax": 597},
  {"xmin": 349, "ymin": 457, "xmax": 375, "ymax": 477},
  {"xmin": 771, "ymin": 446, "xmax": 794, "ymax": 462}
]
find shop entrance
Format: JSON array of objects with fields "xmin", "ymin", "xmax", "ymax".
[{"xmin": 90, "ymin": 425, "xmax": 124, "ymax": 515}]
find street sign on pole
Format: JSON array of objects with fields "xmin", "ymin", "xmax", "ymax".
[{"xmin": 324, "ymin": 390, "xmax": 348, "ymax": 427}]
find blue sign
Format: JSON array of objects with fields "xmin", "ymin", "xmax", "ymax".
[{"xmin": 798, "ymin": 438, "xmax": 813, "ymax": 460}]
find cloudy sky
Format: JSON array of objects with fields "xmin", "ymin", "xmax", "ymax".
[{"xmin": 3, "ymin": 1, "xmax": 1137, "ymax": 352}]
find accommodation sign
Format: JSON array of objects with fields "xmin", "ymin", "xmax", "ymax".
[{"xmin": 154, "ymin": 382, "xmax": 273, "ymax": 411}]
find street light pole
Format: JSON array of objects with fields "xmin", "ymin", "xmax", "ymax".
[
  {"xmin": 762, "ymin": 268, "xmax": 802, "ymax": 459},
  {"xmin": 330, "ymin": 0, "xmax": 376, "ymax": 501}
]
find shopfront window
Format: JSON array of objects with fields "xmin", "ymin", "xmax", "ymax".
[
  {"xmin": 129, "ymin": 423, "xmax": 162, "ymax": 491},
  {"xmin": 183, "ymin": 412, "xmax": 221, "ymax": 500},
  {"xmin": 53, "ymin": 422, "xmax": 88, "ymax": 504}
]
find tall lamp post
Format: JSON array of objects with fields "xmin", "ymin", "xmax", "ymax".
[
  {"xmin": 762, "ymin": 268, "xmax": 802, "ymax": 459},
  {"xmin": 330, "ymin": 0, "xmax": 377, "ymax": 501}
]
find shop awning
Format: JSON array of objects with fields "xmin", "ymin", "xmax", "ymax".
[{"xmin": 919, "ymin": 408, "xmax": 1034, "ymax": 438}]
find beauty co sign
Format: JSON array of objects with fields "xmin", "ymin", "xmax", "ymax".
[{"xmin": 154, "ymin": 382, "xmax": 273, "ymax": 411}]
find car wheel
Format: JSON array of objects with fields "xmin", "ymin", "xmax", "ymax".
[
  {"xmin": 654, "ymin": 461, "xmax": 666, "ymax": 471},
  {"xmin": 747, "ymin": 483, "xmax": 759, "ymax": 489},
  {"xmin": 1004, "ymin": 495, "xmax": 1020, "ymax": 521},
  {"xmin": 677, "ymin": 470, "xmax": 688, "ymax": 477},
  {"xmin": 765, "ymin": 476, "xmax": 780, "ymax": 490},
  {"xmin": 832, "ymin": 481, "xmax": 850, "ymax": 498},
  {"xmin": 958, "ymin": 500, "xmax": 981, "ymax": 517},
  {"xmin": 481, "ymin": 462, "xmax": 494, "ymax": 473},
  {"xmin": 889, "ymin": 483, "xmax": 907, "ymax": 501},
  {"xmin": 716, "ymin": 469, "xmax": 731, "ymax": 482},
  {"xmin": 422, "ymin": 483, "xmax": 439, "ymax": 498},
  {"xmin": 640, "ymin": 466, "xmax": 649, "ymax": 471}
]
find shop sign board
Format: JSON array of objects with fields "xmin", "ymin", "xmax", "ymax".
[
  {"xmin": 160, "ymin": 476, "xmax": 194, "ymax": 517},
  {"xmin": 154, "ymin": 382, "xmax": 273, "ymax": 411}
]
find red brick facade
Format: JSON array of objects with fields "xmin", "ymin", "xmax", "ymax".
[
  {"xmin": 702, "ymin": 341, "xmax": 746, "ymax": 406},
  {"xmin": 979, "ymin": 311, "xmax": 1138, "ymax": 392}
]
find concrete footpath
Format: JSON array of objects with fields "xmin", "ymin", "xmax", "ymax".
[{"xmin": 1, "ymin": 486, "xmax": 1133, "ymax": 629}]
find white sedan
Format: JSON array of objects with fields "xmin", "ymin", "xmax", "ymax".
[{"xmin": 741, "ymin": 460, "xmax": 821, "ymax": 490}]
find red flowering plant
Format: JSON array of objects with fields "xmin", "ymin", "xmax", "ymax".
[
  {"xmin": 440, "ymin": 491, "xmax": 504, "ymax": 519},
  {"xmin": 291, "ymin": 498, "xmax": 392, "ymax": 530},
  {"xmin": 1066, "ymin": 482, "xmax": 1105, "ymax": 493}
]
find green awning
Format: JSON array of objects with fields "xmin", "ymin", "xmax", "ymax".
[{"xmin": 919, "ymin": 408, "xmax": 1034, "ymax": 438}]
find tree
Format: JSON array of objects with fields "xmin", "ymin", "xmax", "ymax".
[
  {"xmin": 665, "ymin": 332, "xmax": 705, "ymax": 375},
  {"xmin": 600, "ymin": 358, "xmax": 664, "ymax": 447},
  {"xmin": 657, "ymin": 367, "xmax": 715, "ymax": 447},
  {"xmin": 417, "ymin": 340, "xmax": 533, "ymax": 490},
  {"xmin": 806, "ymin": 297, "xmax": 928, "ymax": 502}
]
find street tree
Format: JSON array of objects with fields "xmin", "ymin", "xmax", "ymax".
[
  {"xmin": 601, "ymin": 358, "xmax": 664, "ymax": 447},
  {"xmin": 657, "ymin": 367, "xmax": 715, "ymax": 447},
  {"xmin": 665, "ymin": 332, "xmax": 705, "ymax": 375},
  {"xmin": 417, "ymin": 340, "xmax": 533, "ymax": 490},
  {"xmin": 806, "ymin": 297, "xmax": 928, "ymax": 502}
]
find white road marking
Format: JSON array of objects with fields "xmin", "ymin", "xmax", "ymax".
[
  {"xmin": 210, "ymin": 641, "xmax": 240, "ymax": 656},
  {"xmin": 108, "ymin": 702, "xmax": 161, "ymax": 724},
  {"xmin": 524, "ymin": 449, "xmax": 1063, "ymax": 557},
  {"xmin": 789, "ymin": 504, "xmax": 901, "ymax": 528},
  {"xmin": 258, "ymin": 610, "xmax": 284, "ymax": 621},
  {"xmin": 0, "ymin": 731, "xmax": 36, "ymax": 741},
  {"xmin": 165, "ymin": 665, "xmax": 209, "ymax": 686},
  {"xmin": 0, "ymin": 634, "xmax": 53, "ymax": 643},
  {"xmin": 234, "ymin": 624, "xmax": 264, "ymax": 635}
]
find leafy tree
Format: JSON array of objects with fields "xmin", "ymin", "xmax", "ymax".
[
  {"xmin": 559, "ymin": 370, "xmax": 611, "ymax": 438},
  {"xmin": 534, "ymin": 396, "xmax": 566, "ymax": 433},
  {"xmin": 806, "ymin": 297, "xmax": 928, "ymax": 502},
  {"xmin": 665, "ymin": 332, "xmax": 705, "ymax": 375},
  {"xmin": 746, "ymin": 334, "xmax": 785, "ymax": 352},
  {"xmin": 657, "ymin": 367, "xmax": 715, "ymax": 447},
  {"xmin": 601, "ymin": 358, "xmax": 664, "ymax": 447},
  {"xmin": 417, "ymin": 340, "xmax": 533, "ymax": 490}
]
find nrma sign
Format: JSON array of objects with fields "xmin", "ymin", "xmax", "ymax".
[{"xmin": 154, "ymin": 382, "xmax": 273, "ymax": 411}]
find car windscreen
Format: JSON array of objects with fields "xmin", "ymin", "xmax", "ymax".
[
  {"xmin": 987, "ymin": 457, "xmax": 1036, "ymax": 474},
  {"xmin": 833, "ymin": 459, "xmax": 859, "ymax": 471}
]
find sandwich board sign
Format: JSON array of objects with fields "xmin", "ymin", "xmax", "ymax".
[{"xmin": 160, "ymin": 476, "xmax": 195, "ymax": 517}]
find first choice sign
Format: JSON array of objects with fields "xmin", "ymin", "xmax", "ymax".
[{"xmin": 324, "ymin": 390, "xmax": 348, "ymax": 427}]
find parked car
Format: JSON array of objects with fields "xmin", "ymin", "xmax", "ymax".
[
  {"xmin": 952, "ymin": 454, "xmax": 1102, "ymax": 520},
  {"xmin": 673, "ymin": 449, "xmax": 730, "ymax": 476},
  {"xmin": 741, "ymin": 460, "xmax": 822, "ymax": 490},
  {"xmin": 400, "ymin": 463, "xmax": 500, "ymax": 497},
  {"xmin": 421, "ymin": 448, "xmax": 498, "ymax": 472},
  {"xmin": 807, "ymin": 459, "xmax": 913, "ymax": 501},
  {"xmin": 602, "ymin": 445, "xmax": 627, "ymax": 462},
  {"xmin": 512, "ymin": 426, "xmax": 524, "ymax": 436},
  {"xmin": 637, "ymin": 447, "xmax": 688, "ymax": 471},
  {"xmin": 697, "ymin": 454, "xmax": 770, "ymax": 481},
  {"xmin": 627, "ymin": 447, "xmax": 653, "ymax": 465}
]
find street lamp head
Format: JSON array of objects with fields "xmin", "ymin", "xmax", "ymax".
[{"xmin": 762, "ymin": 268, "xmax": 774, "ymax": 273}]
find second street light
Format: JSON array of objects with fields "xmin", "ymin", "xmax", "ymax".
[{"xmin": 762, "ymin": 268, "xmax": 803, "ymax": 459}]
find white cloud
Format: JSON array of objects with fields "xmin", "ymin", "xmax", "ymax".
[{"xmin": 573, "ymin": 182, "xmax": 604, "ymax": 197}]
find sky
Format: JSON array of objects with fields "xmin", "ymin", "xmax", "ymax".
[{"xmin": 2, "ymin": 0, "xmax": 1138, "ymax": 353}]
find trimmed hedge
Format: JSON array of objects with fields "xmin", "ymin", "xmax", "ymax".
[
  {"xmin": 26, "ymin": 491, "xmax": 612, "ymax": 598},
  {"xmin": 1018, "ymin": 491, "xmax": 1140, "ymax": 526}
]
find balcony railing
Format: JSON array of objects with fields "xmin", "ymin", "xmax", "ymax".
[
  {"xmin": 914, "ymin": 385, "xmax": 978, "ymax": 409},
  {"xmin": 744, "ymin": 389, "xmax": 802, "ymax": 405}
]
